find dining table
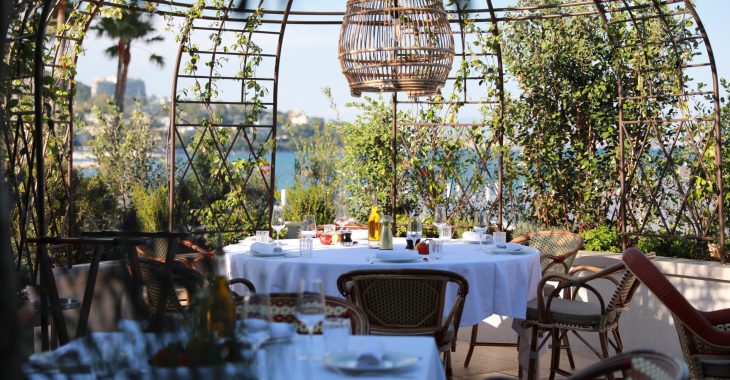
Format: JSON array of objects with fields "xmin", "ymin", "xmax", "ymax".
[
  {"xmin": 23, "ymin": 330, "xmax": 446, "ymax": 380},
  {"xmin": 225, "ymin": 237, "xmax": 542, "ymax": 327}
]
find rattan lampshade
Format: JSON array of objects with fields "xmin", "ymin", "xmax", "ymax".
[{"xmin": 338, "ymin": 0, "xmax": 455, "ymax": 97}]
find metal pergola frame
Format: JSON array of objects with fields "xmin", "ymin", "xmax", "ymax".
[{"xmin": 1, "ymin": 0, "xmax": 725, "ymax": 345}]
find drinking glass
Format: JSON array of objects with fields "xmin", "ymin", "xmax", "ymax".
[
  {"xmin": 323, "ymin": 317, "xmax": 351, "ymax": 355},
  {"xmin": 301, "ymin": 215, "xmax": 317, "ymax": 238},
  {"xmin": 433, "ymin": 206, "xmax": 447, "ymax": 236},
  {"xmin": 439, "ymin": 225, "xmax": 453, "ymax": 240},
  {"xmin": 299, "ymin": 235, "xmax": 313, "ymax": 258},
  {"xmin": 335, "ymin": 205, "xmax": 349, "ymax": 232},
  {"xmin": 271, "ymin": 206, "xmax": 285, "ymax": 245},
  {"xmin": 296, "ymin": 279, "xmax": 326, "ymax": 359},
  {"xmin": 256, "ymin": 230, "xmax": 269, "ymax": 243},
  {"xmin": 238, "ymin": 293, "xmax": 271, "ymax": 376},
  {"xmin": 238, "ymin": 294, "xmax": 272, "ymax": 353},
  {"xmin": 494, "ymin": 231, "xmax": 507, "ymax": 248},
  {"xmin": 406, "ymin": 215, "xmax": 422, "ymax": 248}
]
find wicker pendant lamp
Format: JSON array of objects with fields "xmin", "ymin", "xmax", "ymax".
[{"xmin": 338, "ymin": 0, "xmax": 455, "ymax": 97}]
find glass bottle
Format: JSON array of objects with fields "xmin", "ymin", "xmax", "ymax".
[
  {"xmin": 368, "ymin": 195, "xmax": 381, "ymax": 249},
  {"xmin": 201, "ymin": 244, "xmax": 236, "ymax": 341}
]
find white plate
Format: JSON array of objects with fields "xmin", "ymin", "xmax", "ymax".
[
  {"xmin": 485, "ymin": 243, "xmax": 525, "ymax": 254},
  {"xmin": 375, "ymin": 250, "xmax": 422, "ymax": 263},
  {"xmin": 324, "ymin": 351, "xmax": 420, "ymax": 374},
  {"xmin": 250, "ymin": 250, "xmax": 287, "ymax": 258}
]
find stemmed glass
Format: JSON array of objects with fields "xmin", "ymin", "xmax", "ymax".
[
  {"xmin": 473, "ymin": 211, "xmax": 488, "ymax": 247},
  {"xmin": 238, "ymin": 294, "xmax": 272, "ymax": 374},
  {"xmin": 301, "ymin": 215, "xmax": 317, "ymax": 238},
  {"xmin": 271, "ymin": 206, "xmax": 285, "ymax": 245},
  {"xmin": 335, "ymin": 206, "xmax": 349, "ymax": 232},
  {"xmin": 433, "ymin": 206, "xmax": 447, "ymax": 236},
  {"xmin": 296, "ymin": 279, "xmax": 326, "ymax": 360}
]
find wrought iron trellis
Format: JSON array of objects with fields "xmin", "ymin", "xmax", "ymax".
[{"xmin": 0, "ymin": 1, "xmax": 726, "ymax": 346}]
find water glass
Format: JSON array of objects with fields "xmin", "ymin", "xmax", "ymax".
[
  {"xmin": 256, "ymin": 230, "xmax": 269, "ymax": 243},
  {"xmin": 323, "ymin": 317, "xmax": 351, "ymax": 355},
  {"xmin": 494, "ymin": 231, "xmax": 507, "ymax": 248},
  {"xmin": 439, "ymin": 225, "xmax": 452, "ymax": 240},
  {"xmin": 299, "ymin": 236, "xmax": 313, "ymax": 258},
  {"xmin": 430, "ymin": 239, "xmax": 444, "ymax": 259}
]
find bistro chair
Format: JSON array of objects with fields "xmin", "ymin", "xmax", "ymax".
[
  {"xmin": 336, "ymin": 269, "xmax": 469, "ymax": 378},
  {"xmin": 624, "ymin": 248, "xmax": 730, "ymax": 379},
  {"xmin": 511, "ymin": 230, "xmax": 584, "ymax": 276},
  {"xmin": 135, "ymin": 236, "xmax": 213, "ymax": 271},
  {"xmin": 267, "ymin": 293, "xmax": 369, "ymax": 335},
  {"xmin": 465, "ymin": 230, "xmax": 584, "ymax": 368},
  {"xmin": 566, "ymin": 349, "xmax": 689, "ymax": 380},
  {"xmin": 131, "ymin": 240, "xmax": 256, "ymax": 330},
  {"xmin": 523, "ymin": 247, "xmax": 649, "ymax": 380}
]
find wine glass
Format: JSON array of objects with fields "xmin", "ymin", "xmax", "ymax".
[
  {"xmin": 335, "ymin": 206, "xmax": 349, "ymax": 232},
  {"xmin": 296, "ymin": 279, "xmax": 326, "ymax": 359},
  {"xmin": 271, "ymin": 206, "xmax": 285, "ymax": 245},
  {"xmin": 301, "ymin": 215, "xmax": 317, "ymax": 238},
  {"xmin": 238, "ymin": 294, "xmax": 271, "ymax": 374},
  {"xmin": 433, "ymin": 206, "xmax": 447, "ymax": 236}
]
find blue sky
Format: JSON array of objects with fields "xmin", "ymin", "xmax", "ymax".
[{"xmin": 75, "ymin": 1, "xmax": 730, "ymax": 121}]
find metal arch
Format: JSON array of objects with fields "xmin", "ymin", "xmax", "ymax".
[
  {"xmin": 684, "ymin": 0, "xmax": 726, "ymax": 263},
  {"xmin": 485, "ymin": 0, "xmax": 505, "ymax": 230},
  {"xmin": 2, "ymin": 0, "xmax": 723, "ymax": 257}
]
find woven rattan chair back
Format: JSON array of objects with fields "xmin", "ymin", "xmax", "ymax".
[
  {"xmin": 336, "ymin": 269, "xmax": 468, "ymax": 336},
  {"xmin": 513, "ymin": 231, "xmax": 583, "ymax": 274},
  {"xmin": 136, "ymin": 257, "xmax": 185, "ymax": 315},
  {"xmin": 624, "ymin": 249, "xmax": 730, "ymax": 379},
  {"xmin": 566, "ymin": 349, "xmax": 688, "ymax": 380},
  {"xmin": 268, "ymin": 293, "xmax": 369, "ymax": 335}
]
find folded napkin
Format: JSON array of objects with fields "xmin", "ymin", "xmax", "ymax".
[
  {"xmin": 270, "ymin": 322, "xmax": 295, "ymax": 340},
  {"xmin": 462, "ymin": 231, "xmax": 481, "ymax": 241},
  {"xmin": 250, "ymin": 242, "xmax": 283, "ymax": 256},
  {"xmin": 355, "ymin": 340, "xmax": 384, "ymax": 368}
]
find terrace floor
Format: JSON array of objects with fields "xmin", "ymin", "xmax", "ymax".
[{"xmin": 451, "ymin": 335, "xmax": 599, "ymax": 380}]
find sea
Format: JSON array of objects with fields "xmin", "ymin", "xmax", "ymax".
[{"xmin": 75, "ymin": 149, "xmax": 298, "ymax": 190}]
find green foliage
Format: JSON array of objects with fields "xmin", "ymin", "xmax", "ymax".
[
  {"xmin": 283, "ymin": 116, "xmax": 341, "ymax": 226},
  {"xmin": 132, "ymin": 184, "xmax": 168, "ymax": 232},
  {"xmin": 502, "ymin": 2, "xmax": 618, "ymax": 229},
  {"xmin": 337, "ymin": 95, "xmax": 411, "ymax": 220},
  {"xmin": 581, "ymin": 225, "xmax": 621, "ymax": 253},
  {"xmin": 636, "ymin": 236, "xmax": 709, "ymax": 261},
  {"xmin": 85, "ymin": 103, "xmax": 159, "ymax": 211},
  {"xmin": 74, "ymin": 174, "xmax": 119, "ymax": 232}
]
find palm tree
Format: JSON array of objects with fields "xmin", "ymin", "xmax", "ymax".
[{"xmin": 91, "ymin": 11, "xmax": 164, "ymax": 112}]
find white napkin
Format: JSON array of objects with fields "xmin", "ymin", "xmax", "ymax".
[
  {"xmin": 462, "ymin": 231, "xmax": 481, "ymax": 241},
  {"xmin": 270, "ymin": 322, "xmax": 295, "ymax": 340},
  {"xmin": 250, "ymin": 242, "xmax": 283, "ymax": 256},
  {"xmin": 355, "ymin": 340, "xmax": 384, "ymax": 368}
]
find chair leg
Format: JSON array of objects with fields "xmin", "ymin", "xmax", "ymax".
[
  {"xmin": 599, "ymin": 332, "xmax": 614, "ymax": 380},
  {"xmin": 444, "ymin": 349, "xmax": 453, "ymax": 379},
  {"xmin": 562, "ymin": 330, "xmax": 576, "ymax": 369},
  {"xmin": 527, "ymin": 326, "xmax": 540, "ymax": 380},
  {"xmin": 549, "ymin": 328, "xmax": 561, "ymax": 380},
  {"xmin": 464, "ymin": 324, "xmax": 479, "ymax": 367},
  {"xmin": 612, "ymin": 329, "xmax": 624, "ymax": 353}
]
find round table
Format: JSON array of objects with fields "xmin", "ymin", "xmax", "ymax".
[{"xmin": 225, "ymin": 238, "xmax": 541, "ymax": 327}]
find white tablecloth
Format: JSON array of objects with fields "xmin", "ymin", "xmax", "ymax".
[
  {"xmin": 226, "ymin": 238, "xmax": 542, "ymax": 326},
  {"xmin": 24, "ymin": 332, "xmax": 445, "ymax": 380},
  {"xmin": 267, "ymin": 335, "xmax": 445, "ymax": 380}
]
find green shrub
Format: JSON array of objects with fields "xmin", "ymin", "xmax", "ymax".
[
  {"xmin": 581, "ymin": 225, "xmax": 621, "ymax": 253},
  {"xmin": 132, "ymin": 184, "xmax": 168, "ymax": 232},
  {"xmin": 636, "ymin": 236, "xmax": 709, "ymax": 260}
]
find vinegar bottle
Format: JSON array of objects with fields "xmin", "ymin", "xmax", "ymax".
[{"xmin": 368, "ymin": 195, "xmax": 381, "ymax": 249}]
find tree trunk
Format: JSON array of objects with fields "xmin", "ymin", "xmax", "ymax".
[
  {"xmin": 119, "ymin": 41, "xmax": 131, "ymax": 113},
  {"xmin": 56, "ymin": 0, "xmax": 66, "ymax": 30},
  {"xmin": 114, "ymin": 39, "xmax": 129, "ymax": 113}
]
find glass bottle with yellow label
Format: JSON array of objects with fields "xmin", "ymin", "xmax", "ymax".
[{"xmin": 367, "ymin": 196, "xmax": 380, "ymax": 249}]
